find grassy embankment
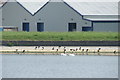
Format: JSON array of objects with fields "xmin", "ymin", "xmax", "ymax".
[{"xmin": 0, "ymin": 31, "xmax": 119, "ymax": 41}]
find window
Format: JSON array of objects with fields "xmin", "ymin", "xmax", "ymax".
[
  {"xmin": 82, "ymin": 27, "xmax": 92, "ymax": 31},
  {"xmin": 23, "ymin": 23, "xmax": 29, "ymax": 32},
  {"xmin": 68, "ymin": 23, "xmax": 76, "ymax": 32},
  {"xmin": 37, "ymin": 23, "xmax": 44, "ymax": 32}
]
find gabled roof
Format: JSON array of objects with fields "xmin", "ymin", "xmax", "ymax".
[
  {"xmin": 0, "ymin": 0, "xmax": 7, "ymax": 7},
  {"xmin": 83, "ymin": 15, "xmax": 119, "ymax": 21},
  {"xmin": 64, "ymin": 0, "xmax": 119, "ymax": 15},
  {"xmin": 1, "ymin": 0, "xmax": 119, "ymax": 15},
  {"xmin": 1, "ymin": 0, "xmax": 119, "ymax": 21},
  {"xmin": 64, "ymin": 0, "xmax": 119, "ymax": 21},
  {"xmin": 16, "ymin": 0, "xmax": 49, "ymax": 15},
  {"xmin": 64, "ymin": 0, "xmax": 119, "ymax": 2}
]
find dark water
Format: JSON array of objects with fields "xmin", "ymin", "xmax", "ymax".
[{"xmin": 1, "ymin": 54, "xmax": 118, "ymax": 78}]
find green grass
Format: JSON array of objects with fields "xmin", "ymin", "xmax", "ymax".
[{"xmin": 0, "ymin": 31, "xmax": 119, "ymax": 41}]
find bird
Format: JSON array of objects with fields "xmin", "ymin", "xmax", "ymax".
[
  {"xmin": 113, "ymin": 51, "xmax": 116, "ymax": 54},
  {"xmin": 16, "ymin": 49, "xmax": 18, "ymax": 52},
  {"xmin": 22, "ymin": 50, "xmax": 25, "ymax": 53},
  {"xmin": 79, "ymin": 47, "xmax": 81, "ymax": 50},
  {"xmin": 73, "ymin": 49, "xmax": 75, "ymax": 51},
  {"xmin": 82, "ymin": 49, "xmax": 84, "ymax": 52},
  {"xmin": 63, "ymin": 49, "xmax": 66, "ymax": 54},
  {"xmin": 98, "ymin": 48, "xmax": 101, "ymax": 50},
  {"xmin": 70, "ymin": 49, "xmax": 73, "ymax": 51},
  {"xmin": 58, "ymin": 46, "xmax": 61, "ymax": 48},
  {"xmin": 86, "ymin": 49, "xmax": 89, "ymax": 52},
  {"xmin": 42, "ymin": 47, "xmax": 44, "ymax": 50},
  {"xmin": 97, "ymin": 50, "xmax": 100, "ymax": 53},
  {"xmin": 76, "ymin": 48, "xmax": 78, "ymax": 51},
  {"xmin": 81, "ymin": 49, "xmax": 84, "ymax": 55},
  {"xmin": 86, "ymin": 49, "xmax": 89, "ymax": 55},
  {"xmin": 35, "ymin": 46, "xmax": 37, "ymax": 50},
  {"xmin": 60, "ymin": 53, "xmax": 67, "ymax": 56},
  {"xmin": 56, "ymin": 49, "xmax": 58, "ymax": 52},
  {"xmin": 15, "ymin": 49, "xmax": 19, "ymax": 54},
  {"xmin": 38, "ymin": 46, "xmax": 40, "ymax": 48},
  {"xmin": 52, "ymin": 47, "xmax": 54, "ymax": 50},
  {"xmin": 68, "ymin": 54, "xmax": 75, "ymax": 56}
]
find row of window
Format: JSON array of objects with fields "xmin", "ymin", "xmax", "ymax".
[
  {"xmin": 22, "ymin": 23, "xmax": 92, "ymax": 32},
  {"xmin": 69, "ymin": 23, "xmax": 93, "ymax": 31},
  {"xmin": 23, "ymin": 23, "xmax": 44, "ymax": 32}
]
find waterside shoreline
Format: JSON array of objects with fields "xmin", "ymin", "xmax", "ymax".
[{"xmin": 1, "ymin": 46, "xmax": 119, "ymax": 56}]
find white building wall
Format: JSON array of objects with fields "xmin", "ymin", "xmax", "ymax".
[
  {"xmin": 3, "ymin": 1, "xmax": 119, "ymax": 32},
  {"xmin": 2, "ymin": 1, "xmax": 33, "ymax": 31},
  {"xmin": 0, "ymin": 8, "xmax": 2, "ymax": 26},
  {"xmin": 2, "ymin": 1, "xmax": 92, "ymax": 32},
  {"xmin": 84, "ymin": 15, "xmax": 119, "ymax": 21},
  {"xmin": 93, "ymin": 21, "xmax": 119, "ymax": 32},
  {"xmin": 34, "ymin": 2, "xmax": 92, "ymax": 32}
]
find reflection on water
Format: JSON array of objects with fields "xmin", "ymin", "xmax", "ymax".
[{"xmin": 2, "ymin": 54, "xmax": 118, "ymax": 78}]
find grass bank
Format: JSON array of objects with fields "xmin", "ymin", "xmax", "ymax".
[{"xmin": 0, "ymin": 31, "xmax": 119, "ymax": 41}]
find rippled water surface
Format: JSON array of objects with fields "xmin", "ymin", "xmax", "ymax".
[{"xmin": 2, "ymin": 54, "xmax": 118, "ymax": 78}]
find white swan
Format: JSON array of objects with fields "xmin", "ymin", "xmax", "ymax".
[
  {"xmin": 68, "ymin": 54, "xmax": 75, "ymax": 56},
  {"xmin": 60, "ymin": 53, "xmax": 75, "ymax": 56},
  {"xmin": 60, "ymin": 53, "xmax": 67, "ymax": 56}
]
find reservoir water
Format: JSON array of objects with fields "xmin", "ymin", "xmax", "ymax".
[{"xmin": 1, "ymin": 54, "xmax": 118, "ymax": 78}]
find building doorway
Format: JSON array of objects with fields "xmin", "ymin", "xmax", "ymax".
[
  {"xmin": 37, "ymin": 23, "xmax": 44, "ymax": 32},
  {"xmin": 68, "ymin": 23, "xmax": 76, "ymax": 32},
  {"xmin": 23, "ymin": 23, "xmax": 29, "ymax": 32}
]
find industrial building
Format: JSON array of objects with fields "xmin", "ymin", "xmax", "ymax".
[{"xmin": 0, "ymin": 0, "xmax": 119, "ymax": 32}]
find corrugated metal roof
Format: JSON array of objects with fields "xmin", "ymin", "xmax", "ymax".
[
  {"xmin": 16, "ymin": 0, "xmax": 49, "ymax": 15},
  {"xmin": 64, "ymin": 0, "xmax": 118, "ymax": 15},
  {"xmin": 64, "ymin": 0, "xmax": 119, "ymax": 20},
  {"xmin": 0, "ymin": 0, "xmax": 7, "ymax": 7},
  {"xmin": 15, "ymin": 0, "xmax": 119, "ymax": 15},
  {"xmin": 1, "ymin": 0, "xmax": 119, "ymax": 21},
  {"xmin": 64, "ymin": 0, "xmax": 119, "ymax": 2},
  {"xmin": 83, "ymin": 15, "xmax": 119, "ymax": 21}
]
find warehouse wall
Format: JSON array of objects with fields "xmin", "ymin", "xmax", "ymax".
[
  {"xmin": 93, "ymin": 21, "xmax": 119, "ymax": 32},
  {"xmin": 3, "ymin": 1, "xmax": 119, "ymax": 32},
  {"xmin": 0, "ymin": 8, "xmax": 2, "ymax": 26},
  {"xmin": 34, "ymin": 2, "xmax": 92, "ymax": 32},
  {"xmin": 2, "ymin": 1, "xmax": 92, "ymax": 32},
  {"xmin": 2, "ymin": 1, "xmax": 33, "ymax": 31}
]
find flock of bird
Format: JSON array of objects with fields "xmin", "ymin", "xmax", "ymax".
[{"xmin": 15, "ymin": 46, "xmax": 117, "ymax": 56}]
